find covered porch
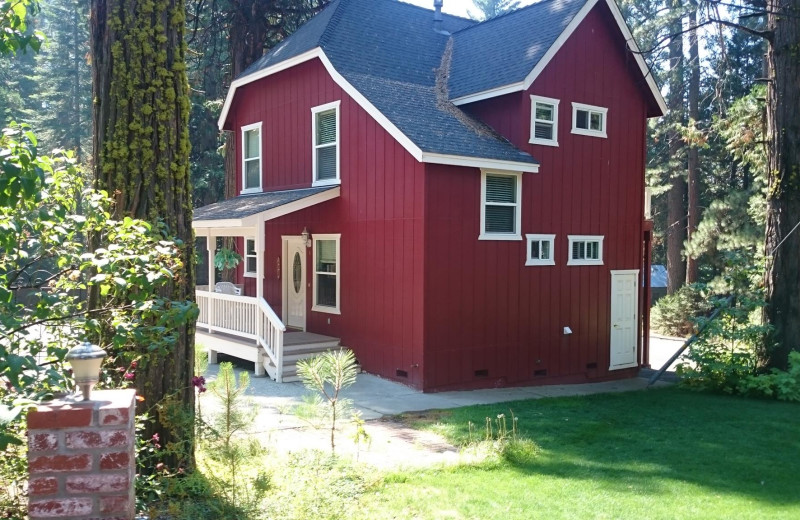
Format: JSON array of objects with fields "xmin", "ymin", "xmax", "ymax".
[{"xmin": 193, "ymin": 186, "xmax": 340, "ymax": 382}]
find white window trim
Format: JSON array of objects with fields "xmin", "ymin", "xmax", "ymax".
[
  {"xmin": 311, "ymin": 100, "xmax": 341, "ymax": 187},
  {"xmin": 479, "ymin": 170, "xmax": 522, "ymax": 241},
  {"xmin": 240, "ymin": 122, "xmax": 263, "ymax": 194},
  {"xmin": 567, "ymin": 235, "xmax": 604, "ymax": 266},
  {"xmin": 243, "ymin": 237, "xmax": 257, "ymax": 278},
  {"xmin": 529, "ymin": 95, "xmax": 559, "ymax": 147},
  {"xmin": 525, "ymin": 234, "xmax": 556, "ymax": 266},
  {"xmin": 571, "ymin": 102, "xmax": 608, "ymax": 138},
  {"xmin": 311, "ymin": 233, "xmax": 341, "ymax": 314}
]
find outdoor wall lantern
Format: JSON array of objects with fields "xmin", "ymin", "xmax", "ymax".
[
  {"xmin": 66, "ymin": 341, "xmax": 107, "ymax": 401},
  {"xmin": 301, "ymin": 227, "xmax": 312, "ymax": 248}
]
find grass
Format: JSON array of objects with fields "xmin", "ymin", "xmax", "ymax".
[{"xmin": 358, "ymin": 387, "xmax": 800, "ymax": 520}]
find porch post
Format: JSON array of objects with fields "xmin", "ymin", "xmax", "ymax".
[
  {"xmin": 206, "ymin": 235, "xmax": 215, "ymax": 337},
  {"xmin": 254, "ymin": 219, "xmax": 266, "ymax": 377}
]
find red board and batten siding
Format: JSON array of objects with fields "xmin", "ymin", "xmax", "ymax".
[
  {"xmin": 225, "ymin": 59, "xmax": 427, "ymax": 388},
  {"xmin": 423, "ymin": 3, "xmax": 648, "ymax": 390}
]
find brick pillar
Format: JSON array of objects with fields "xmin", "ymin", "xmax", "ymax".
[{"xmin": 27, "ymin": 389, "xmax": 136, "ymax": 520}]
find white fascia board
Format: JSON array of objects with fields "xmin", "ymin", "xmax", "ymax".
[
  {"xmin": 193, "ymin": 219, "xmax": 245, "ymax": 229},
  {"xmin": 241, "ymin": 186, "xmax": 341, "ymax": 227},
  {"xmin": 217, "ymin": 48, "xmax": 425, "ymax": 162},
  {"xmin": 450, "ymin": 82, "xmax": 524, "ymax": 106},
  {"xmin": 218, "ymin": 48, "xmax": 322, "ymax": 130},
  {"xmin": 421, "ymin": 152, "xmax": 539, "ymax": 173}
]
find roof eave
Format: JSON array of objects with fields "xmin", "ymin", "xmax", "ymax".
[{"xmin": 421, "ymin": 152, "xmax": 539, "ymax": 173}]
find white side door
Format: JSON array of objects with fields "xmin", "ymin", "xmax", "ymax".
[
  {"xmin": 285, "ymin": 237, "xmax": 306, "ymax": 330},
  {"xmin": 610, "ymin": 270, "xmax": 639, "ymax": 370}
]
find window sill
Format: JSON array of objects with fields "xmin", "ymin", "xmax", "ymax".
[
  {"xmin": 243, "ymin": 273, "xmax": 257, "ymax": 278},
  {"xmin": 240, "ymin": 187, "xmax": 263, "ymax": 195},
  {"xmin": 312, "ymin": 178, "xmax": 341, "ymax": 188},
  {"xmin": 312, "ymin": 304, "xmax": 341, "ymax": 315},
  {"xmin": 567, "ymin": 259, "xmax": 604, "ymax": 266},
  {"xmin": 528, "ymin": 138, "xmax": 559, "ymax": 147},
  {"xmin": 479, "ymin": 234, "xmax": 522, "ymax": 241},
  {"xmin": 571, "ymin": 128, "xmax": 607, "ymax": 139},
  {"xmin": 525, "ymin": 259, "xmax": 556, "ymax": 266}
]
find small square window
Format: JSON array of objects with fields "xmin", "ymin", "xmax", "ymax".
[
  {"xmin": 526, "ymin": 234, "xmax": 556, "ymax": 266},
  {"xmin": 530, "ymin": 95, "xmax": 559, "ymax": 146},
  {"xmin": 567, "ymin": 235, "xmax": 604, "ymax": 266},
  {"xmin": 571, "ymin": 103, "xmax": 607, "ymax": 138}
]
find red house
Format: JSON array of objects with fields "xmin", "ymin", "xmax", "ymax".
[{"xmin": 193, "ymin": 0, "xmax": 666, "ymax": 391}]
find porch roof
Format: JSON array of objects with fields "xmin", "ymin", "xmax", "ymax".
[{"xmin": 193, "ymin": 186, "xmax": 339, "ymax": 235}]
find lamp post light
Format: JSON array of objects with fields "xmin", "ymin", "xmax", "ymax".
[{"xmin": 66, "ymin": 342, "xmax": 107, "ymax": 401}]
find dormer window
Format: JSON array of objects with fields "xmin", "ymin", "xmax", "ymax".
[
  {"xmin": 241, "ymin": 122, "xmax": 262, "ymax": 193},
  {"xmin": 529, "ymin": 95, "xmax": 559, "ymax": 146},
  {"xmin": 312, "ymin": 101, "xmax": 341, "ymax": 186},
  {"xmin": 571, "ymin": 103, "xmax": 607, "ymax": 138}
]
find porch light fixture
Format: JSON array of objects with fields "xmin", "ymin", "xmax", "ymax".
[
  {"xmin": 66, "ymin": 342, "xmax": 107, "ymax": 401},
  {"xmin": 301, "ymin": 227, "xmax": 311, "ymax": 248}
]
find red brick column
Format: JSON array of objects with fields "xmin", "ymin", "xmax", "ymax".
[{"xmin": 27, "ymin": 389, "xmax": 136, "ymax": 520}]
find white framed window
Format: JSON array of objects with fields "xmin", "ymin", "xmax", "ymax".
[
  {"xmin": 525, "ymin": 234, "xmax": 556, "ymax": 266},
  {"xmin": 312, "ymin": 234, "xmax": 340, "ymax": 314},
  {"xmin": 312, "ymin": 101, "xmax": 340, "ymax": 186},
  {"xmin": 244, "ymin": 238, "xmax": 257, "ymax": 277},
  {"xmin": 571, "ymin": 102, "xmax": 607, "ymax": 138},
  {"xmin": 241, "ymin": 122, "xmax": 262, "ymax": 193},
  {"xmin": 567, "ymin": 235, "xmax": 604, "ymax": 266},
  {"xmin": 480, "ymin": 171, "xmax": 522, "ymax": 241},
  {"xmin": 529, "ymin": 95, "xmax": 559, "ymax": 146}
]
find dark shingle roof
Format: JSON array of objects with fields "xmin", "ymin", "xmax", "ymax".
[
  {"xmin": 194, "ymin": 187, "xmax": 337, "ymax": 221},
  {"xmin": 233, "ymin": 0, "xmax": 599, "ymax": 167},
  {"xmin": 449, "ymin": 0, "xmax": 588, "ymax": 99}
]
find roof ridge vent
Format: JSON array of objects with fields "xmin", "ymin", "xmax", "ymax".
[{"xmin": 433, "ymin": 0, "xmax": 450, "ymax": 35}]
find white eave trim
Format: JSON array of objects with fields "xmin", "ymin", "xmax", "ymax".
[
  {"xmin": 450, "ymin": 0, "xmax": 667, "ymax": 116},
  {"xmin": 421, "ymin": 152, "xmax": 539, "ymax": 173},
  {"xmin": 193, "ymin": 218, "xmax": 246, "ymax": 229}
]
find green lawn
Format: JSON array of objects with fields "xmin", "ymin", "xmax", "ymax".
[{"xmin": 358, "ymin": 387, "xmax": 800, "ymax": 520}]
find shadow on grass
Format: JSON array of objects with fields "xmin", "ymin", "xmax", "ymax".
[{"xmin": 424, "ymin": 387, "xmax": 800, "ymax": 506}]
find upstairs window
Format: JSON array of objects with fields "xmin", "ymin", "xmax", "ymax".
[
  {"xmin": 312, "ymin": 101, "xmax": 341, "ymax": 186},
  {"xmin": 529, "ymin": 95, "xmax": 559, "ymax": 146},
  {"xmin": 241, "ymin": 122, "xmax": 262, "ymax": 193},
  {"xmin": 526, "ymin": 234, "xmax": 556, "ymax": 266},
  {"xmin": 312, "ymin": 234, "xmax": 341, "ymax": 314},
  {"xmin": 244, "ymin": 238, "xmax": 257, "ymax": 277},
  {"xmin": 480, "ymin": 171, "xmax": 522, "ymax": 240},
  {"xmin": 572, "ymin": 103, "xmax": 607, "ymax": 138},
  {"xmin": 568, "ymin": 235, "xmax": 604, "ymax": 266}
]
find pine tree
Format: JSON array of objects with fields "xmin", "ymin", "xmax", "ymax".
[{"xmin": 470, "ymin": 0, "xmax": 521, "ymax": 20}]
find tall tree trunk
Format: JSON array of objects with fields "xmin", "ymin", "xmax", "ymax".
[
  {"xmin": 666, "ymin": 1, "xmax": 686, "ymax": 294},
  {"xmin": 764, "ymin": 0, "xmax": 800, "ymax": 370},
  {"xmin": 72, "ymin": 2, "xmax": 82, "ymax": 162},
  {"xmin": 90, "ymin": 0, "xmax": 195, "ymax": 469},
  {"xmin": 685, "ymin": 2, "xmax": 700, "ymax": 284}
]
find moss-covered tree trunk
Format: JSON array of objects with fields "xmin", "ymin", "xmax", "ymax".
[
  {"xmin": 90, "ymin": 0, "xmax": 195, "ymax": 469},
  {"xmin": 764, "ymin": 0, "xmax": 800, "ymax": 370}
]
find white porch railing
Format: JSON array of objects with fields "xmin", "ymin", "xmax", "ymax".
[{"xmin": 196, "ymin": 291, "xmax": 287, "ymax": 382}]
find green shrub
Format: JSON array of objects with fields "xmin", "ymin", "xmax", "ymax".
[{"xmin": 651, "ymin": 284, "xmax": 712, "ymax": 336}]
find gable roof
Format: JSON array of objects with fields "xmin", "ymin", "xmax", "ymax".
[{"xmin": 219, "ymin": 0, "xmax": 665, "ymax": 173}]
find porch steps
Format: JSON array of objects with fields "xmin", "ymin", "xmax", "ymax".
[{"xmin": 264, "ymin": 332, "xmax": 343, "ymax": 382}]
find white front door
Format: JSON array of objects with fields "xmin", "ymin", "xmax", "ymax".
[
  {"xmin": 610, "ymin": 270, "xmax": 639, "ymax": 370},
  {"xmin": 285, "ymin": 237, "xmax": 306, "ymax": 330}
]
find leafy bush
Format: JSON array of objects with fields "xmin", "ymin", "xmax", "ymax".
[{"xmin": 651, "ymin": 284, "xmax": 712, "ymax": 336}]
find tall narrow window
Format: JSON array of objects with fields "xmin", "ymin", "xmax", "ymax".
[
  {"xmin": 241, "ymin": 122, "xmax": 262, "ymax": 193},
  {"xmin": 529, "ymin": 95, "xmax": 559, "ymax": 146},
  {"xmin": 571, "ymin": 102, "xmax": 607, "ymax": 138},
  {"xmin": 312, "ymin": 101, "xmax": 340, "ymax": 186},
  {"xmin": 312, "ymin": 234, "xmax": 340, "ymax": 314},
  {"xmin": 244, "ymin": 238, "xmax": 257, "ymax": 277},
  {"xmin": 480, "ymin": 171, "xmax": 522, "ymax": 240},
  {"xmin": 567, "ymin": 235, "xmax": 604, "ymax": 266}
]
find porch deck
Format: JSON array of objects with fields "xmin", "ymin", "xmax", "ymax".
[{"xmin": 196, "ymin": 330, "xmax": 341, "ymax": 382}]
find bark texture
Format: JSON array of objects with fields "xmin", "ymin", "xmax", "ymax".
[
  {"xmin": 91, "ymin": 0, "xmax": 195, "ymax": 469},
  {"xmin": 685, "ymin": 2, "xmax": 700, "ymax": 284},
  {"xmin": 666, "ymin": 1, "xmax": 686, "ymax": 294},
  {"xmin": 764, "ymin": 0, "xmax": 800, "ymax": 370}
]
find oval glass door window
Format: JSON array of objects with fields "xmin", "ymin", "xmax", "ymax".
[{"xmin": 292, "ymin": 252, "xmax": 302, "ymax": 293}]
